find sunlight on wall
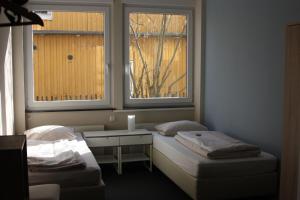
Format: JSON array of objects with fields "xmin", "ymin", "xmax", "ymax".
[
  {"xmin": 0, "ymin": 25, "xmax": 14, "ymax": 136},
  {"xmin": 5, "ymin": 30, "xmax": 14, "ymax": 135}
]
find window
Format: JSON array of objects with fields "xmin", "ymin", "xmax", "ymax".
[
  {"xmin": 124, "ymin": 7, "xmax": 193, "ymax": 107},
  {"xmin": 25, "ymin": 7, "xmax": 110, "ymax": 111}
]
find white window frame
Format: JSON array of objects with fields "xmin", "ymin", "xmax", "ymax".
[
  {"xmin": 124, "ymin": 6, "xmax": 194, "ymax": 108},
  {"xmin": 24, "ymin": 4, "xmax": 111, "ymax": 111}
]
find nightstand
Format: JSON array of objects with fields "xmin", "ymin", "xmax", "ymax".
[
  {"xmin": 0, "ymin": 135, "xmax": 29, "ymax": 200},
  {"xmin": 83, "ymin": 129, "xmax": 153, "ymax": 175}
]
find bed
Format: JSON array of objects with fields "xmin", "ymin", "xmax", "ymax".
[
  {"xmin": 152, "ymin": 132, "xmax": 278, "ymax": 200},
  {"xmin": 27, "ymin": 128, "xmax": 105, "ymax": 200}
]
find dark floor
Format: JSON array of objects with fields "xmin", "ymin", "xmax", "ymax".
[{"xmin": 101, "ymin": 163, "xmax": 277, "ymax": 200}]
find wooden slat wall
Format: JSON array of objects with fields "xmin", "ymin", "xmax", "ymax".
[
  {"xmin": 33, "ymin": 11, "xmax": 187, "ymax": 101},
  {"xmin": 33, "ymin": 12, "xmax": 186, "ymax": 33},
  {"xmin": 33, "ymin": 35, "xmax": 104, "ymax": 101},
  {"xmin": 33, "ymin": 12, "xmax": 104, "ymax": 32}
]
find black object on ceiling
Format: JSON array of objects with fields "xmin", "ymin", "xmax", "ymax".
[{"xmin": 0, "ymin": 0, "xmax": 44, "ymax": 27}]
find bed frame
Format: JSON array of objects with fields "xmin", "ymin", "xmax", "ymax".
[
  {"xmin": 153, "ymin": 148, "xmax": 278, "ymax": 200},
  {"xmin": 62, "ymin": 125, "xmax": 106, "ymax": 200},
  {"xmin": 28, "ymin": 125, "xmax": 106, "ymax": 200},
  {"xmin": 60, "ymin": 179, "xmax": 105, "ymax": 200}
]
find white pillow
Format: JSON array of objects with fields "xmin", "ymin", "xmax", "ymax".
[
  {"xmin": 25, "ymin": 125, "xmax": 76, "ymax": 141},
  {"xmin": 155, "ymin": 120, "xmax": 208, "ymax": 136}
]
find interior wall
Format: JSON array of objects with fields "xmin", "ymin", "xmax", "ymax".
[
  {"xmin": 12, "ymin": 27, "xmax": 26, "ymax": 134},
  {"xmin": 0, "ymin": 16, "xmax": 14, "ymax": 135},
  {"xmin": 194, "ymin": 0, "xmax": 202, "ymax": 122},
  {"xmin": 203, "ymin": 0, "xmax": 300, "ymax": 157},
  {"xmin": 26, "ymin": 108, "xmax": 194, "ymax": 129}
]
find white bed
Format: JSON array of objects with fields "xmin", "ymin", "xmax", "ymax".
[
  {"xmin": 152, "ymin": 132, "xmax": 278, "ymax": 200},
  {"xmin": 28, "ymin": 132, "xmax": 105, "ymax": 200}
]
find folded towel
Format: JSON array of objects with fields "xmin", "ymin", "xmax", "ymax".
[
  {"xmin": 27, "ymin": 139, "xmax": 86, "ymax": 171},
  {"xmin": 28, "ymin": 150, "xmax": 86, "ymax": 172},
  {"xmin": 175, "ymin": 131, "xmax": 261, "ymax": 159}
]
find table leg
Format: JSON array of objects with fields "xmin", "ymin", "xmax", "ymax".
[
  {"xmin": 149, "ymin": 144, "xmax": 153, "ymax": 172},
  {"xmin": 117, "ymin": 146, "xmax": 122, "ymax": 175},
  {"xmin": 113, "ymin": 147, "xmax": 118, "ymax": 173}
]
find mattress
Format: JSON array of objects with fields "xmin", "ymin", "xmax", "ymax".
[
  {"xmin": 28, "ymin": 133, "xmax": 101, "ymax": 188},
  {"xmin": 153, "ymin": 132, "xmax": 277, "ymax": 178}
]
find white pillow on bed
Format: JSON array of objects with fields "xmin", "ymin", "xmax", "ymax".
[
  {"xmin": 155, "ymin": 120, "xmax": 208, "ymax": 136},
  {"xmin": 25, "ymin": 125, "xmax": 76, "ymax": 141}
]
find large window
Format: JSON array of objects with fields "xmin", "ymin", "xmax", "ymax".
[
  {"xmin": 25, "ymin": 7, "xmax": 110, "ymax": 110},
  {"xmin": 24, "ymin": 4, "xmax": 194, "ymax": 111},
  {"xmin": 124, "ymin": 7, "xmax": 193, "ymax": 107}
]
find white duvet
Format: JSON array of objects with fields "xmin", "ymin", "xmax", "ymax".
[
  {"xmin": 175, "ymin": 131, "xmax": 261, "ymax": 159},
  {"xmin": 27, "ymin": 139, "xmax": 86, "ymax": 171}
]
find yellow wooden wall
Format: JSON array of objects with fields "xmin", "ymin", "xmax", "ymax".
[
  {"xmin": 33, "ymin": 35, "xmax": 104, "ymax": 101},
  {"xmin": 33, "ymin": 11, "xmax": 187, "ymax": 101},
  {"xmin": 33, "ymin": 12, "xmax": 104, "ymax": 32}
]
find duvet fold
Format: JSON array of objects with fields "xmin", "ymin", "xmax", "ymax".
[{"xmin": 175, "ymin": 131, "xmax": 261, "ymax": 159}]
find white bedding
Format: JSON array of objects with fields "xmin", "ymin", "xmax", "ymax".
[
  {"xmin": 28, "ymin": 133, "xmax": 101, "ymax": 188},
  {"xmin": 176, "ymin": 131, "xmax": 260, "ymax": 159},
  {"xmin": 153, "ymin": 132, "xmax": 277, "ymax": 178},
  {"xmin": 27, "ymin": 139, "xmax": 86, "ymax": 171}
]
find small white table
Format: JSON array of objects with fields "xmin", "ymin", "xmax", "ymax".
[{"xmin": 83, "ymin": 129, "xmax": 153, "ymax": 175}]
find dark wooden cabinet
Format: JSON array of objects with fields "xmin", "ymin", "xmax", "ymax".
[
  {"xmin": 0, "ymin": 135, "xmax": 29, "ymax": 200},
  {"xmin": 280, "ymin": 24, "xmax": 300, "ymax": 200}
]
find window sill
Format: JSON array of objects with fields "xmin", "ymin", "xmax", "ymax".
[
  {"xmin": 113, "ymin": 107, "xmax": 194, "ymax": 113},
  {"xmin": 25, "ymin": 106, "xmax": 194, "ymax": 113}
]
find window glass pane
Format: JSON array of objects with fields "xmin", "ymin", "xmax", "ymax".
[
  {"xmin": 32, "ymin": 11, "xmax": 105, "ymax": 101},
  {"xmin": 129, "ymin": 12, "xmax": 187, "ymax": 99}
]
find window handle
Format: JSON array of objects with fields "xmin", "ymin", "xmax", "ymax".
[
  {"xmin": 125, "ymin": 63, "xmax": 132, "ymax": 75},
  {"xmin": 105, "ymin": 63, "xmax": 110, "ymax": 71}
]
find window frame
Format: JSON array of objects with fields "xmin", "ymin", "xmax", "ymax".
[
  {"xmin": 24, "ymin": 5, "xmax": 111, "ymax": 111},
  {"xmin": 124, "ymin": 6, "xmax": 194, "ymax": 108}
]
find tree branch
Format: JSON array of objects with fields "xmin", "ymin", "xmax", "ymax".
[
  {"xmin": 159, "ymin": 69, "xmax": 172, "ymax": 90},
  {"xmin": 130, "ymin": 23, "xmax": 152, "ymax": 90},
  {"xmin": 154, "ymin": 14, "xmax": 168, "ymax": 95},
  {"xmin": 129, "ymin": 65, "xmax": 140, "ymax": 97},
  {"xmin": 159, "ymin": 23, "xmax": 187, "ymax": 88},
  {"xmin": 167, "ymin": 73, "xmax": 186, "ymax": 94}
]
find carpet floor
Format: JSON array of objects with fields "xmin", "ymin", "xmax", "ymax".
[{"xmin": 101, "ymin": 163, "xmax": 277, "ymax": 200}]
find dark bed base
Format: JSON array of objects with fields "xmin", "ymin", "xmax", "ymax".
[{"xmin": 60, "ymin": 179, "xmax": 105, "ymax": 200}]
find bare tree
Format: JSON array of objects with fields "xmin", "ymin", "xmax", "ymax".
[{"xmin": 129, "ymin": 14, "xmax": 187, "ymax": 98}]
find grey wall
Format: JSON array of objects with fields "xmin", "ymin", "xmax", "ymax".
[{"xmin": 203, "ymin": 0, "xmax": 300, "ymax": 158}]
